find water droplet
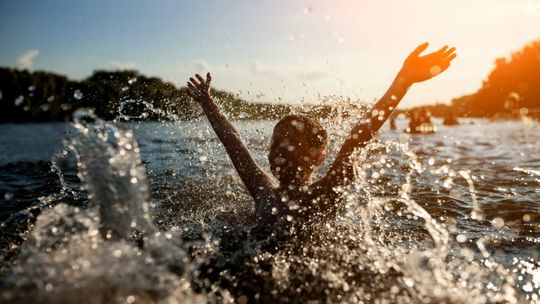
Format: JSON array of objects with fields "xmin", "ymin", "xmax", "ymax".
[
  {"xmin": 403, "ymin": 277, "xmax": 415, "ymax": 287},
  {"xmin": 61, "ymin": 103, "xmax": 72, "ymax": 111},
  {"xmin": 288, "ymin": 201, "xmax": 299, "ymax": 210},
  {"xmin": 522, "ymin": 282, "xmax": 533, "ymax": 292},
  {"xmin": 456, "ymin": 234, "xmax": 467, "ymax": 243},
  {"xmin": 45, "ymin": 283, "xmax": 54, "ymax": 291},
  {"xmin": 14, "ymin": 95, "xmax": 24, "ymax": 106},
  {"xmin": 4, "ymin": 192, "xmax": 14, "ymax": 200},
  {"xmin": 460, "ymin": 248, "xmax": 474, "ymax": 261},
  {"xmin": 491, "ymin": 217, "xmax": 504, "ymax": 229},
  {"xmin": 238, "ymin": 295, "xmax": 248, "ymax": 304},
  {"xmin": 73, "ymin": 89, "xmax": 83, "ymax": 100}
]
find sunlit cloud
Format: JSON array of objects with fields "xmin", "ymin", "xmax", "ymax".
[
  {"xmin": 109, "ymin": 60, "xmax": 137, "ymax": 70},
  {"xmin": 248, "ymin": 61, "xmax": 330, "ymax": 81},
  {"xmin": 249, "ymin": 62, "xmax": 280, "ymax": 77},
  {"xmin": 193, "ymin": 59, "xmax": 212, "ymax": 71},
  {"xmin": 16, "ymin": 49, "xmax": 39, "ymax": 70}
]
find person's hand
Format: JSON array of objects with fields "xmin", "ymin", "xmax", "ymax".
[
  {"xmin": 187, "ymin": 72, "xmax": 212, "ymax": 102},
  {"xmin": 399, "ymin": 42, "xmax": 456, "ymax": 84}
]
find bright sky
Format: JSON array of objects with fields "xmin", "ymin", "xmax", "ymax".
[{"xmin": 1, "ymin": 0, "xmax": 539, "ymax": 107}]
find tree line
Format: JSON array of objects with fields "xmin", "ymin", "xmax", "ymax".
[
  {"xmin": 1, "ymin": 40, "xmax": 538, "ymax": 123},
  {"xmin": 0, "ymin": 68, "xmax": 334, "ymax": 123},
  {"xmin": 450, "ymin": 40, "xmax": 540, "ymax": 117}
]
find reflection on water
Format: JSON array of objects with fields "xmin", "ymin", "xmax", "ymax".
[{"xmin": 0, "ymin": 115, "xmax": 539, "ymax": 303}]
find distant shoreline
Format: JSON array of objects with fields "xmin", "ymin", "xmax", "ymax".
[{"xmin": 1, "ymin": 40, "xmax": 539, "ymax": 123}]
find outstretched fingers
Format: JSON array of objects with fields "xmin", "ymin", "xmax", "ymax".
[
  {"xmin": 435, "ymin": 45, "xmax": 449, "ymax": 55},
  {"xmin": 442, "ymin": 48, "xmax": 457, "ymax": 65},
  {"xmin": 438, "ymin": 50, "xmax": 457, "ymax": 72},
  {"xmin": 187, "ymin": 72, "xmax": 213, "ymax": 100},
  {"xmin": 189, "ymin": 77, "xmax": 201, "ymax": 87},
  {"xmin": 410, "ymin": 42, "xmax": 429, "ymax": 58},
  {"xmin": 443, "ymin": 47, "xmax": 456, "ymax": 57},
  {"xmin": 190, "ymin": 73, "xmax": 212, "ymax": 88},
  {"xmin": 195, "ymin": 73, "xmax": 206, "ymax": 85},
  {"xmin": 431, "ymin": 46, "xmax": 456, "ymax": 65}
]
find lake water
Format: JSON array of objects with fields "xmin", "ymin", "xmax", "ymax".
[{"xmin": 0, "ymin": 116, "xmax": 539, "ymax": 303}]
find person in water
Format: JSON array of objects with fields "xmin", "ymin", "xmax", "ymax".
[{"xmin": 186, "ymin": 42, "xmax": 456, "ymax": 239}]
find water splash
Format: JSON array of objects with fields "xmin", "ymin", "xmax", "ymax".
[
  {"xmin": 69, "ymin": 109, "xmax": 155, "ymax": 240},
  {"xmin": 2, "ymin": 104, "xmax": 539, "ymax": 303},
  {"xmin": 1, "ymin": 109, "xmax": 205, "ymax": 303}
]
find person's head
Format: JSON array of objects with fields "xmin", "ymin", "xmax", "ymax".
[{"xmin": 269, "ymin": 114, "xmax": 327, "ymax": 186}]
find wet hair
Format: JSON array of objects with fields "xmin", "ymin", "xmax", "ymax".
[{"xmin": 269, "ymin": 114, "xmax": 327, "ymax": 183}]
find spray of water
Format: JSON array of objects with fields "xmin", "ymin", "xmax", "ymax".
[{"xmin": 2, "ymin": 99, "xmax": 539, "ymax": 303}]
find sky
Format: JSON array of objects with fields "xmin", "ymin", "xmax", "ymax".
[{"xmin": 1, "ymin": 0, "xmax": 539, "ymax": 108}]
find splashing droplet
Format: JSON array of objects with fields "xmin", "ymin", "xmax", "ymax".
[
  {"xmin": 491, "ymin": 217, "xmax": 504, "ymax": 229},
  {"xmin": 73, "ymin": 89, "xmax": 83, "ymax": 100},
  {"xmin": 14, "ymin": 95, "xmax": 24, "ymax": 106}
]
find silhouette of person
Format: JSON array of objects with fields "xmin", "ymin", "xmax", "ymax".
[{"xmin": 186, "ymin": 42, "xmax": 456, "ymax": 239}]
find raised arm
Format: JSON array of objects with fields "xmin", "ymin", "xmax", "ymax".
[
  {"xmin": 321, "ymin": 43, "xmax": 457, "ymax": 189},
  {"xmin": 369, "ymin": 42, "xmax": 456, "ymax": 132},
  {"xmin": 187, "ymin": 73, "xmax": 275, "ymax": 199}
]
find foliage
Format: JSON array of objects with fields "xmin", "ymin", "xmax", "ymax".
[
  {"xmin": 0, "ymin": 68, "xmax": 333, "ymax": 123},
  {"xmin": 451, "ymin": 40, "xmax": 540, "ymax": 117}
]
